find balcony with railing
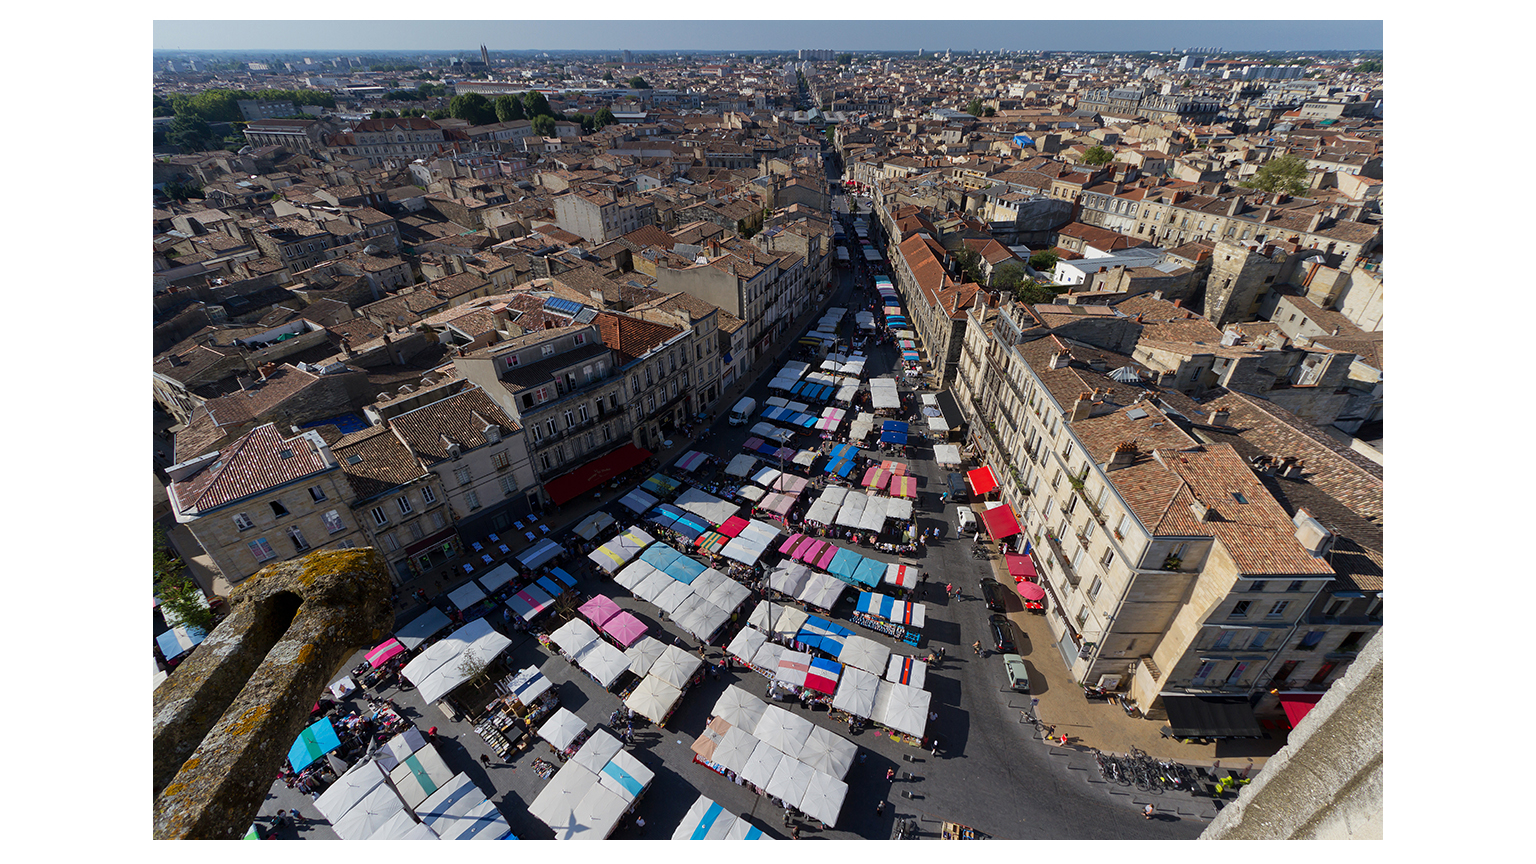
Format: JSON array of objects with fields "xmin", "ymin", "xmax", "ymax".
[{"xmin": 1042, "ymin": 528, "xmax": 1081, "ymax": 589}]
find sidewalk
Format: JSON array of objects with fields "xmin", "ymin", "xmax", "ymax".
[{"xmin": 982, "ymin": 550, "xmax": 1287, "ymax": 769}]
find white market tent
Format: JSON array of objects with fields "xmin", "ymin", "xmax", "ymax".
[
  {"xmin": 598, "ymin": 748, "xmax": 654, "ymax": 804},
  {"xmin": 389, "ymin": 743, "xmax": 455, "ymax": 808},
  {"xmin": 674, "ymin": 487, "xmax": 740, "ymax": 525},
  {"xmin": 831, "ymin": 665, "xmax": 881, "ymax": 719},
  {"xmin": 573, "ymin": 510, "xmax": 617, "ymax": 541},
  {"xmin": 725, "ymin": 454, "xmax": 758, "ymax": 477},
  {"xmin": 712, "ymin": 684, "xmax": 769, "ymax": 731},
  {"xmin": 753, "ymin": 704, "xmax": 814, "ymax": 755},
  {"xmin": 446, "ymin": 581, "xmax": 487, "ymax": 610},
  {"xmin": 838, "ymin": 634, "xmax": 893, "ymax": 675},
  {"xmin": 711, "ymin": 724, "xmax": 761, "ymax": 775},
  {"xmin": 373, "ymin": 726, "xmax": 428, "ymax": 772},
  {"xmin": 672, "ymin": 795, "xmax": 773, "ymax": 840},
  {"xmin": 573, "ymin": 639, "xmax": 631, "ymax": 689},
  {"xmin": 689, "ymin": 566, "xmax": 727, "ymax": 600},
  {"xmin": 797, "ymin": 572, "xmax": 847, "ymax": 611},
  {"xmin": 804, "ymin": 497, "xmax": 841, "ymax": 524},
  {"xmin": 518, "ymin": 537, "xmax": 565, "ymax": 569},
  {"xmin": 767, "ymin": 562, "xmax": 813, "ymax": 595},
  {"xmin": 625, "ymin": 636, "xmax": 667, "ymax": 677},
  {"xmin": 401, "ymin": 618, "xmax": 513, "ymax": 705},
  {"xmin": 475, "ymin": 562, "xmax": 519, "ymax": 594},
  {"xmin": 527, "ymin": 760, "xmax": 596, "ymax": 835},
  {"xmin": 367, "ymin": 807, "xmax": 436, "ymax": 841},
  {"xmin": 503, "ymin": 666, "xmax": 553, "ymax": 707},
  {"xmin": 565, "ymin": 779, "xmax": 629, "ymax": 840},
  {"xmin": 750, "ymin": 466, "xmax": 783, "ymax": 488},
  {"xmin": 751, "ymin": 640, "xmax": 785, "ymax": 672},
  {"xmin": 872, "ymin": 680, "xmax": 932, "ymax": 739},
  {"xmin": 416, "ymin": 773, "xmax": 510, "ymax": 840},
  {"xmin": 933, "ymin": 444, "xmax": 962, "ymax": 466},
  {"xmin": 797, "ymin": 770, "xmax": 849, "ymax": 827},
  {"xmin": 625, "ymin": 674, "xmax": 683, "ymax": 725},
  {"xmin": 796, "ymin": 724, "xmax": 858, "ymax": 780},
  {"xmin": 869, "ymin": 377, "xmax": 901, "ymax": 410},
  {"xmin": 316, "ymin": 759, "xmax": 389, "ymax": 825},
  {"xmin": 774, "ymin": 649, "xmax": 813, "ymax": 688},
  {"xmin": 537, "ymin": 707, "xmax": 588, "ymax": 750},
  {"xmin": 766, "ymin": 754, "xmax": 816, "ymax": 806},
  {"xmin": 632, "ymin": 569, "xmax": 674, "ymax": 605},
  {"xmin": 619, "ymin": 488, "xmax": 659, "ymax": 514},
  {"xmin": 649, "ymin": 644, "xmax": 703, "ymax": 689},
  {"xmin": 705, "ymin": 576, "xmax": 751, "ymax": 613},
  {"xmin": 613, "ymin": 559, "xmax": 657, "ymax": 590},
  {"xmin": 394, "ymin": 607, "xmax": 453, "ymax": 651},
  {"xmin": 772, "ymin": 604, "xmax": 810, "ymax": 641},
  {"xmin": 550, "ymin": 618, "xmax": 600, "ymax": 656},
  {"xmin": 435, "ymin": 798, "xmax": 510, "ymax": 840},
  {"xmin": 654, "ymin": 579, "xmax": 695, "ymax": 614},
  {"xmin": 740, "ymin": 739, "xmax": 787, "ymax": 789},
  {"xmin": 331, "ymin": 782, "xmax": 412, "ymax": 839},
  {"xmin": 726, "ymin": 626, "xmax": 768, "ymax": 666},
  {"xmin": 571, "ymin": 728, "xmax": 625, "ymax": 776}
]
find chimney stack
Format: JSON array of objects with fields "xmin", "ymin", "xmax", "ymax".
[
  {"xmin": 1210, "ymin": 408, "xmax": 1230, "ymax": 427},
  {"xmin": 1049, "ymin": 351, "xmax": 1072, "ymax": 369},
  {"xmin": 1108, "ymin": 440, "xmax": 1137, "ymax": 470},
  {"xmin": 259, "ymin": 362, "xmax": 278, "ymax": 380},
  {"xmin": 1071, "ymin": 392, "xmax": 1093, "ymax": 421},
  {"xmin": 1172, "ymin": 298, "xmax": 1182, "ymax": 308}
]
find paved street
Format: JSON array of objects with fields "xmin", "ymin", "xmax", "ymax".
[{"xmin": 249, "ymin": 241, "xmax": 1217, "ymax": 840}]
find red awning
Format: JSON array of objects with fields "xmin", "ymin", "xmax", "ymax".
[
  {"xmin": 981, "ymin": 503, "xmax": 1022, "ymax": 539},
  {"xmin": 1004, "ymin": 553, "xmax": 1036, "ymax": 580},
  {"xmin": 967, "ymin": 466, "xmax": 999, "ymax": 496},
  {"xmin": 543, "ymin": 443, "xmax": 651, "ymax": 505},
  {"xmin": 1278, "ymin": 693, "xmax": 1323, "ymax": 728},
  {"xmin": 1017, "ymin": 581, "xmax": 1045, "ymax": 601},
  {"xmin": 717, "ymin": 516, "xmax": 750, "ymax": 538}
]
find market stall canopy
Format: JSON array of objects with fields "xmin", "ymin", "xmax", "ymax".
[
  {"xmin": 797, "ymin": 723, "xmax": 857, "ymax": 781},
  {"xmin": 641, "ymin": 473, "xmax": 682, "ymax": 497},
  {"xmin": 402, "ymin": 618, "xmax": 513, "ymax": 705},
  {"xmin": 774, "ymin": 650, "xmax": 813, "ymax": 688},
  {"xmin": 316, "ymin": 759, "xmax": 389, "ymax": 825},
  {"xmin": 933, "ymin": 444, "xmax": 962, "ymax": 466},
  {"xmin": 571, "ymin": 728, "xmax": 625, "ymax": 776},
  {"xmin": 726, "ymin": 626, "xmax": 768, "ymax": 665},
  {"xmin": 573, "ymin": 510, "xmax": 617, "ymax": 541},
  {"xmin": 568, "ymin": 782, "xmax": 635, "ymax": 840},
  {"xmin": 527, "ymin": 759, "xmax": 596, "ymax": 836},
  {"xmin": 740, "ymin": 739, "xmax": 787, "ymax": 790},
  {"xmin": 766, "ymin": 753, "xmax": 817, "ymax": 806},
  {"xmin": 389, "ymin": 743, "xmax": 454, "ymax": 808},
  {"xmin": 619, "ymin": 488, "xmax": 659, "ymax": 514},
  {"xmin": 884, "ymin": 562, "xmax": 920, "ymax": 590},
  {"xmin": 872, "ymin": 680, "xmax": 931, "ymax": 739},
  {"xmin": 675, "ymin": 487, "xmax": 740, "ymax": 525},
  {"xmin": 885, "ymin": 655, "xmax": 927, "ymax": 689},
  {"xmin": 981, "ymin": 501, "xmax": 1022, "ymax": 539},
  {"xmin": 804, "ymin": 656, "xmax": 842, "ymax": 694},
  {"xmin": 156, "ymin": 625, "xmax": 205, "ymax": 660},
  {"xmin": 578, "ymin": 595, "xmax": 622, "ymax": 628},
  {"xmin": 675, "ymin": 450, "xmax": 710, "ymax": 473},
  {"xmin": 543, "ymin": 443, "xmax": 650, "ymax": 505},
  {"xmin": 550, "ymin": 617, "xmax": 600, "ymax": 656},
  {"xmin": 598, "ymin": 748, "xmax": 653, "ymax": 804},
  {"xmin": 447, "ymin": 581, "xmax": 487, "ymax": 611},
  {"xmin": 650, "ymin": 644, "xmax": 704, "ymax": 689},
  {"xmin": 725, "ymin": 454, "xmax": 758, "ymax": 477},
  {"xmin": 768, "ymin": 561, "xmax": 813, "ymax": 595},
  {"xmin": 504, "ymin": 666, "xmax": 552, "ymax": 707},
  {"xmin": 518, "ymin": 537, "xmax": 566, "ymax": 569},
  {"xmin": 1278, "ymin": 693, "xmax": 1325, "ymax": 728},
  {"xmin": 1005, "ymin": 553, "xmax": 1038, "ymax": 580},
  {"xmin": 288, "ymin": 716, "xmax": 341, "ymax": 772},
  {"xmin": 366, "ymin": 638, "xmax": 406, "ymax": 668},
  {"xmin": 476, "ymin": 562, "xmax": 519, "ymax": 594},
  {"xmin": 625, "ymin": 674, "xmax": 683, "ymax": 725},
  {"xmin": 600, "ymin": 610, "xmax": 649, "ymax": 648},
  {"xmin": 1161, "ymin": 695, "xmax": 1266, "ymax": 739},
  {"xmin": 506, "ymin": 582, "xmax": 555, "ymax": 622},
  {"xmin": 365, "ymin": 808, "xmax": 435, "ymax": 841},
  {"xmin": 837, "ymin": 634, "xmax": 893, "ymax": 675},
  {"xmin": 625, "ymin": 636, "xmax": 667, "ymax": 677},
  {"xmin": 573, "ymin": 639, "xmax": 631, "ymax": 689},
  {"xmin": 968, "ymin": 466, "xmax": 999, "ymax": 496},
  {"xmin": 831, "ymin": 665, "xmax": 880, "ymax": 719},
  {"xmin": 331, "ymin": 781, "xmax": 412, "ymax": 840},
  {"xmin": 537, "ymin": 707, "xmax": 588, "ymax": 750},
  {"xmin": 1018, "ymin": 581, "xmax": 1046, "ymax": 601},
  {"xmin": 373, "ymin": 726, "xmax": 429, "ymax": 773},
  {"xmin": 797, "ymin": 770, "xmax": 848, "ymax": 827}
]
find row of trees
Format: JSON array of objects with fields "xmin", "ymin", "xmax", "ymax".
[
  {"xmin": 949, "ymin": 248, "xmax": 1061, "ymax": 304},
  {"xmin": 439, "ymin": 91, "xmax": 619, "ymax": 135},
  {"xmin": 157, "ymin": 87, "xmax": 336, "ymax": 122}
]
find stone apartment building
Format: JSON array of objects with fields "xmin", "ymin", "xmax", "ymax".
[
  {"xmin": 652, "ymin": 240, "xmax": 803, "ymax": 368},
  {"xmin": 325, "ymin": 116, "xmax": 450, "ymax": 168},
  {"xmin": 951, "ymin": 301, "xmax": 1361, "ymax": 729},
  {"xmin": 167, "ymin": 424, "xmax": 367, "ymax": 587},
  {"xmin": 553, "ymin": 189, "xmax": 658, "ymax": 244},
  {"xmin": 241, "ymin": 118, "xmax": 334, "ymax": 155},
  {"xmin": 331, "ymin": 424, "xmax": 460, "ymax": 584}
]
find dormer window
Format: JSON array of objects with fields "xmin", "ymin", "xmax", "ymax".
[{"xmin": 486, "ymin": 425, "xmax": 502, "ymax": 443}]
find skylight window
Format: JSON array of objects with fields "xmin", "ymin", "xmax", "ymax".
[{"xmin": 1232, "ymin": 492, "xmax": 1248, "ymax": 504}]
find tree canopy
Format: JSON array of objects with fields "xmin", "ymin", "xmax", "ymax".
[
  {"xmin": 627, "ymin": 76, "xmax": 651, "ymax": 89},
  {"xmin": 966, "ymin": 97, "xmax": 985, "ymax": 117},
  {"xmin": 167, "ymin": 114, "xmax": 214, "ymax": 153},
  {"xmin": 1028, "ymin": 249, "xmax": 1060, "ymax": 274},
  {"xmin": 1352, "ymin": 59, "xmax": 1382, "ymax": 73},
  {"xmin": 154, "ymin": 526, "xmax": 214, "ymax": 636},
  {"xmin": 594, "ymin": 107, "xmax": 616, "ymax": 129},
  {"xmin": 448, "ymin": 92, "xmax": 496, "ymax": 126},
  {"xmin": 992, "ymin": 263, "xmax": 1026, "ymax": 292},
  {"xmin": 952, "ymin": 247, "xmax": 983, "ymax": 284},
  {"xmin": 531, "ymin": 115, "xmax": 556, "ymax": 137},
  {"xmin": 1239, "ymin": 154, "xmax": 1311, "ymax": 195},
  {"xmin": 494, "ymin": 94, "xmax": 525, "ymax": 122},
  {"xmin": 1081, "ymin": 144, "xmax": 1114, "ymax": 166},
  {"xmin": 1013, "ymin": 279, "xmax": 1061, "ymax": 305},
  {"xmin": 523, "ymin": 90, "xmax": 554, "ymax": 118},
  {"xmin": 837, "ymin": 53, "xmax": 854, "ymax": 65}
]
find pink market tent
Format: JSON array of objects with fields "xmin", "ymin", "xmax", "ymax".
[
  {"xmin": 816, "ymin": 544, "xmax": 838, "ymax": 570},
  {"xmin": 718, "ymin": 516, "xmax": 750, "ymax": 538},
  {"xmin": 579, "ymin": 595, "xmax": 623, "ymax": 628},
  {"xmin": 779, "ymin": 532, "xmax": 807, "ymax": 555},
  {"xmin": 366, "ymin": 638, "xmax": 406, "ymax": 668},
  {"xmin": 889, "ymin": 476, "xmax": 918, "ymax": 499},
  {"xmin": 880, "ymin": 460, "xmax": 909, "ymax": 475},
  {"xmin": 600, "ymin": 610, "xmax": 650, "ymax": 648},
  {"xmin": 862, "ymin": 466, "xmax": 890, "ymax": 490}
]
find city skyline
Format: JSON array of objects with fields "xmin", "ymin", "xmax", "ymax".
[{"xmin": 153, "ymin": 19, "xmax": 1384, "ymax": 54}]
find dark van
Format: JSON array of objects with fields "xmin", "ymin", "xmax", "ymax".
[{"xmin": 946, "ymin": 473, "xmax": 967, "ymax": 503}]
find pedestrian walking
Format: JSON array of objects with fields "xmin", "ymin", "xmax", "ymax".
[
  {"xmin": 1058, "ymin": 734, "xmax": 1070, "ymax": 747},
  {"xmin": 886, "ymin": 768, "xmax": 895, "ymax": 782},
  {"xmin": 479, "ymin": 753, "xmax": 493, "ymax": 768},
  {"xmin": 876, "ymin": 800, "xmax": 886, "ymax": 816},
  {"xmin": 636, "ymin": 816, "xmax": 647, "ymax": 836},
  {"xmin": 1143, "ymin": 804, "xmax": 1155, "ymax": 820},
  {"xmin": 972, "ymin": 640, "xmax": 981, "ymax": 655},
  {"xmin": 930, "ymin": 737, "xmax": 940, "ymax": 757}
]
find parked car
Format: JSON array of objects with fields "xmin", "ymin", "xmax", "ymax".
[
  {"xmin": 980, "ymin": 579, "xmax": 1008, "ymax": 612},
  {"xmin": 946, "ymin": 472, "xmax": 967, "ymax": 503},
  {"xmin": 988, "ymin": 614, "xmax": 1017, "ymax": 654},
  {"xmin": 1002, "ymin": 653, "xmax": 1031, "ymax": 692}
]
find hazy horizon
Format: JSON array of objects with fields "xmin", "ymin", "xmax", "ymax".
[{"xmin": 153, "ymin": 20, "xmax": 1384, "ymax": 54}]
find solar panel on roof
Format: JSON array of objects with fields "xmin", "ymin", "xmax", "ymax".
[{"xmin": 543, "ymin": 296, "xmax": 585, "ymax": 317}]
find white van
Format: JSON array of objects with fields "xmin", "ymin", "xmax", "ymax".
[
  {"xmin": 956, "ymin": 506, "xmax": 978, "ymax": 537},
  {"xmin": 729, "ymin": 397, "xmax": 756, "ymax": 426}
]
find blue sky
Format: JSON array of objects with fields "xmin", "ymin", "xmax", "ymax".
[{"xmin": 153, "ymin": 19, "xmax": 1383, "ymax": 53}]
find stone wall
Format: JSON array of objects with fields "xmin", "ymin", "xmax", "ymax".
[{"xmin": 1201, "ymin": 630, "xmax": 1383, "ymax": 839}]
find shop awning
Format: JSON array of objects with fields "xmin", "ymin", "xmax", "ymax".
[
  {"xmin": 1004, "ymin": 553, "xmax": 1037, "ymax": 580},
  {"xmin": 1278, "ymin": 693, "xmax": 1324, "ymax": 728},
  {"xmin": 542, "ymin": 443, "xmax": 651, "ymax": 505},
  {"xmin": 981, "ymin": 503, "xmax": 1022, "ymax": 539},
  {"xmin": 968, "ymin": 466, "xmax": 998, "ymax": 496},
  {"xmin": 1161, "ymin": 694, "xmax": 1266, "ymax": 739}
]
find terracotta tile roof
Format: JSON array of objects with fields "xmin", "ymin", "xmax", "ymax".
[
  {"xmin": 387, "ymin": 384, "xmax": 519, "ymax": 464},
  {"xmin": 332, "ymin": 425, "xmax": 427, "ymax": 502},
  {"xmin": 202, "ymin": 365, "xmax": 322, "ymax": 428},
  {"xmin": 592, "ymin": 311, "xmax": 684, "ymax": 364},
  {"xmin": 170, "ymin": 424, "xmax": 335, "ymax": 514}
]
